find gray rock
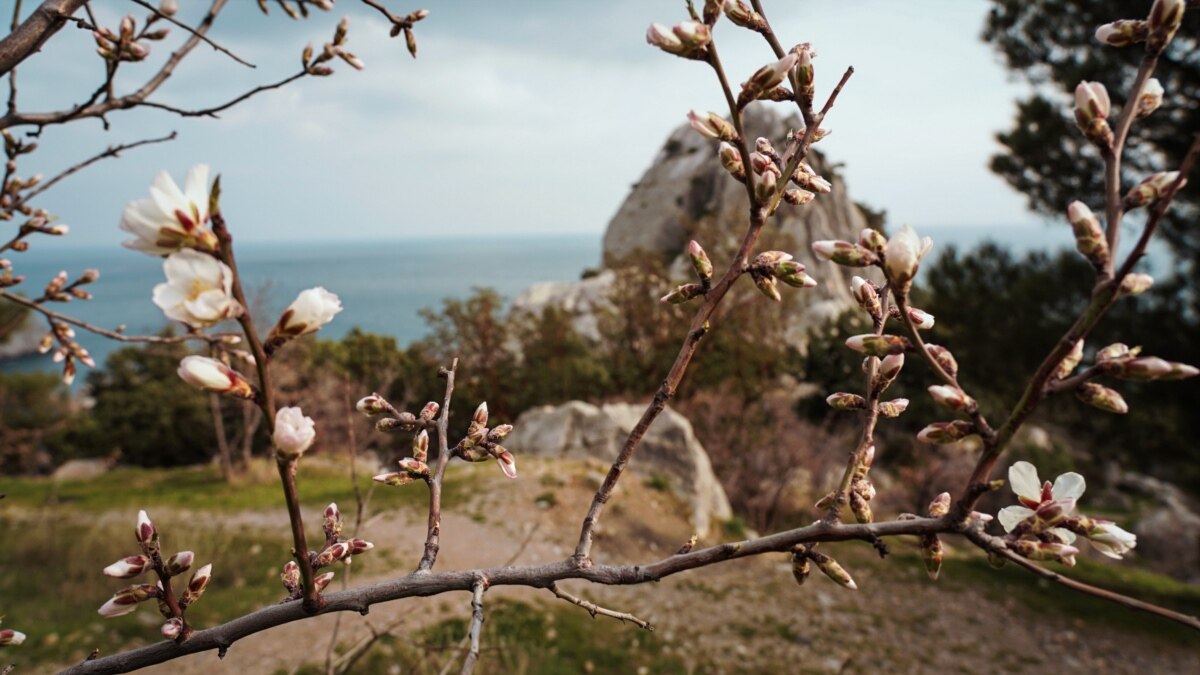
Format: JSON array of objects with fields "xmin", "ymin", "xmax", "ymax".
[
  {"xmin": 0, "ymin": 311, "xmax": 44, "ymax": 360},
  {"xmin": 507, "ymin": 401, "xmax": 732, "ymax": 536},
  {"xmin": 511, "ymin": 270, "xmax": 615, "ymax": 342},
  {"xmin": 1120, "ymin": 472, "xmax": 1200, "ymax": 582},
  {"xmin": 602, "ymin": 103, "xmax": 863, "ymax": 313},
  {"xmin": 52, "ymin": 458, "xmax": 111, "ymax": 481}
]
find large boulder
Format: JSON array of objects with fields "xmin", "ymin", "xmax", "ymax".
[
  {"xmin": 1119, "ymin": 472, "xmax": 1200, "ymax": 582},
  {"xmin": 507, "ymin": 401, "xmax": 732, "ymax": 536}
]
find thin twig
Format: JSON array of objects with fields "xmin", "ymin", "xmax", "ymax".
[
  {"xmin": 20, "ymin": 131, "xmax": 177, "ymax": 205},
  {"xmin": 460, "ymin": 578, "xmax": 487, "ymax": 675},
  {"xmin": 128, "ymin": 0, "xmax": 255, "ymax": 68},
  {"xmin": 213, "ymin": 211, "xmax": 319, "ymax": 612},
  {"xmin": 0, "ymin": 289, "xmax": 232, "ymax": 344},
  {"xmin": 962, "ymin": 528, "xmax": 1200, "ymax": 631},
  {"xmin": 548, "ymin": 583, "xmax": 653, "ymax": 631}
]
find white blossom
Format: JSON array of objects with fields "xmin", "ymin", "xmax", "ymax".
[
  {"xmin": 119, "ymin": 165, "xmax": 218, "ymax": 255},
  {"xmin": 152, "ymin": 249, "xmax": 242, "ymax": 328}
]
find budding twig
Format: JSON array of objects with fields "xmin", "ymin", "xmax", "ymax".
[
  {"xmin": 459, "ymin": 578, "xmax": 487, "ymax": 675},
  {"xmin": 548, "ymin": 583, "xmax": 653, "ymax": 631},
  {"xmin": 417, "ymin": 357, "xmax": 459, "ymax": 573}
]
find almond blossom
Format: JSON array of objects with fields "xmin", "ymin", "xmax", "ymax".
[
  {"xmin": 120, "ymin": 165, "xmax": 218, "ymax": 255},
  {"xmin": 152, "ymin": 249, "xmax": 242, "ymax": 328},
  {"xmin": 274, "ymin": 407, "xmax": 316, "ymax": 459},
  {"xmin": 997, "ymin": 461, "xmax": 1084, "ymax": 537}
]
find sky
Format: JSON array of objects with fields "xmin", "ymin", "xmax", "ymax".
[{"xmin": 8, "ymin": 0, "xmax": 1048, "ymax": 248}]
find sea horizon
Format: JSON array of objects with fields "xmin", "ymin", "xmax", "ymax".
[{"xmin": 2, "ymin": 224, "xmax": 1171, "ymax": 379}]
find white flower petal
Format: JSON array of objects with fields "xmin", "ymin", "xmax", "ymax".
[
  {"xmin": 997, "ymin": 505, "xmax": 1035, "ymax": 532},
  {"xmin": 1051, "ymin": 472, "xmax": 1086, "ymax": 502},
  {"xmin": 1008, "ymin": 461, "xmax": 1042, "ymax": 501},
  {"xmin": 1047, "ymin": 527, "xmax": 1077, "ymax": 544},
  {"xmin": 182, "ymin": 164, "xmax": 210, "ymax": 222}
]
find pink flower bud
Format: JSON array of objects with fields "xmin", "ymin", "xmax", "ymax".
[
  {"xmin": 858, "ymin": 228, "xmax": 886, "ymax": 253},
  {"xmin": 314, "ymin": 571, "xmax": 335, "ymax": 592},
  {"xmin": 136, "ymin": 510, "xmax": 156, "ymax": 546},
  {"xmin": 660, "ymin": 283, "xmax": 705, "ymax": 305},
  {"xmin": 373, "ymin": 471, "xmax": 418, "ymax": 487},
  {"xmin": 103, "ymin": 555, "xmax": 151, "ymax": 579},
  {"xmin": 927, "ymin": 385, "xmax": 974, "ymax": 411},
  {"xmin": 324, "ymin": 503, "xmax": 343, "ymax": 538},
  {"xmin": 850, "ymin": 490, "xmax": 873, "ymax": 524},
  {"xmin": 884, "ymin": 225, "xmax": 929, "ymax": 290},
  {"xmin": 826, "ymin": 392, "xmax": 867, "ymax": 411},
  {"xmin": 159, "ymin": 0, "xmax": 179, "ymax": 17},
  {"xmin": 419, "ymin": 400, "xmax": 440, "ymax": 421},
  {"xmin": 928, "ymin": 492, "xmax": 951, "ymax": 518},
  {"xmin": 1066, "ymin": 200, "xmax": 1109, "ymax": 270},
  {"xmin": 1094, "ymin": 19, "xmax": 1148, "ymax": 47},
  {"xmin": 783, "ymin": 188, "xmax": 815, "ymax": 205},
  {"xmin": 412, "ymin": 430, "xmax": 431, "ymax": 461},
  {"xmin": 180, "ymin": 564, "xmax": 211, "ymax": 607},
  {"xmin": 1075, "ymin": 383, "xmax": 1128, "ymax": 414},
  {"xmin": 686, "ymin": 111, "xmax": 736, "ymax": 142},
  {"xmin": 1147, "ymin": 0, "xmax": 1185, "ymax": 52},
  {"xmin": 688, "ymin": 240, "xmax": 714, "ymax": 280},
  {"xmin": 281, "ymin": 561, "xmax": 300, "ymax": 592},
  {"xmin": 906, "ymin": 308, "xmax": 935, "ymax": 330},
  {"xmin": 795, "ymin": 45, "xmax": 815, "ymax": 98},
  {"xmin": 1136, "ymin": 78, "xmax": 1165, "ymax": 118},
  {"xmin": 877, "ymin": 398, "xmax": 909, "ymax": 418},
  {"xmin": 811, "ymin": 552, "xmax": 857, "ymax": 590},
  {"xmin": 487, "ymin": 424, "xmax": 513, "ymax": 442},
  {"xmin": 791, "ymin": 552, "xmax": 811, "ymax": 587},
  {"xmin": 161, "ymin": 618, "xmax": 183, "ymax": 640},
  {"xmin": 177, "ymin": 356, "xmax": 256, "ymax": 399},
  {"xmin": 845, "ymin": 334, "xmax": 911, "ymax": 358},
  {"xmin": 274, "ymin": 407, "xmax": 316, "ymax": 460},
  {"xmin": 738, "ymin": 53, "xmax": 798, "ymax": 106},
  {"xmin": 1118, "ymin": 273, "xmax": 1154, "ymax": 297},
  {"xmin": 1124, "ymin": 171, "xmax": 1184, "ymax": 208},
  {"xmin": 1073, "ymin": 81, "xmax": 1112, "ymax": 146},
  {"xmin": 916, "ymin": 421, "xmax": 976, "ymax": 444},
  {"xmin": 811, "ymin": 240, "xmax": 875, "ymax": 267},
  {"xmin": 724, "ymin": 0, "xmax": 765, "ymax": 30},
  {"xmin": 1086, "ymin": 520, "xmax": 1137, "ymax": 559},
  {"xmin": 922, "ymin": 534, "xmax": 944, "ymax": 580},
  {"xmin": 1096, "ymin": 343, "xmax": 1134, "ymax": 362},
  {"xmin": 495, "ymin": 447, "xmax": 519, "ymax": 479},
  {"xmin": 347, "ymin": 538, "xmax": 375, "ymax": 555},
  {"xmin": 0, "ymin": 629, "xmax": 26, "ymax": 646},
  {"xmin": 473, "ymin": 401, "xmax": 489, "ymax": 427},
  {"xmin": 751, "ymin": 271, "xmax": 781, "ymax": 301},
  {"xmin": 1055, "ymin": 340, "xmax": 1084, "ymax": 380},
  {"xmin": 850, "ymin": 276, "xmax": 881, "ymax": 316},
  {"xmin": 718, "ymin": 141, "xmax": 744, "ymax": 178}
]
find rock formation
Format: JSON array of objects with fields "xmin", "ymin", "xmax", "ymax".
[
  {"xmin": 506, "ymin": 401, "xmax": 733, "ymax": 536},
  {"xmin": 514, "ymin": 103, "xmax": 867, "ymax": 342}
]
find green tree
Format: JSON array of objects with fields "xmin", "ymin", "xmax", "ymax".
[
  {"xmin": 983, "ymin": 0, "xmax": 1200, "ymax": 277},
  {"xmin": 67, "ymin": 340, "xmax": 216, "ymax": 467}
]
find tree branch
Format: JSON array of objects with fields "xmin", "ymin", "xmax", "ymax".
[
  {"xmin": 0, "ymin": 0, "xmax": 87, "ymax": 77},
  {"xmin": 459, "ymin": 578, "xmax": 487, "ymax": 675}
]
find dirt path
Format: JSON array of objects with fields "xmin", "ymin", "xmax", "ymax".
[{"xmin": 51, "ymin": 459, "xmax": 1200, "ymax": 674}]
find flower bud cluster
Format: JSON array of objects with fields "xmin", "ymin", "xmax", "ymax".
[
  {"xmin": 452, "ymin": 402, "xmax": 519, "ymax": 479},
  {"xmin": 97, "ymin": 511, "xmax": 211, "ymax": 643},
  {"xmin": 281, "ymin": 501, "xmax": 376, "ymax": 602},
  {"xmin": 94, "ymin": 14, "xmax": 164, "ymax": 63},
  {"xmin": 303, "ymin": 17, "xmax": 369, "ymax": 75}
]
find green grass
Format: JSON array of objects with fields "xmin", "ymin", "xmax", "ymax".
[
  {"xmin": 0, "ymin": 515, "xmax": 354, "ymax": 669},
  {"xmin": 0, "ymin": 462, "xmax": 473, "ymax": 513},
  {"xmin": 877, "ymin": 543, "xmax": 1200, "ymax": 646},
  {"xmin": 303, "ymin": 599, "xmax": 688, "ymax": 675}
]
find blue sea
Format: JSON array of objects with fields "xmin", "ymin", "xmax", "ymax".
[
  {"xmin": 1, "ymin": 224, "xmax": 1170, "ymax": 379},
  {"xmin": 2, "ymin": 234, "xmax": 601, "ymax": 377}
]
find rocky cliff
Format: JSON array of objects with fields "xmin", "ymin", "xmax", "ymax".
[{"xmin": 516, "ymin": 104, "xmax": 866, "ymax": 341}]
